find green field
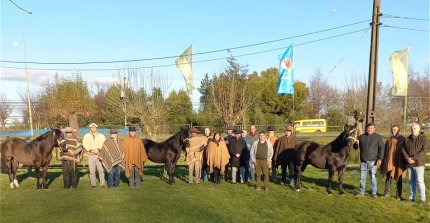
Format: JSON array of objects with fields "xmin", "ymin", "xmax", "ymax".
[{"xmin": 0, "ymin": 165, "xmax": 429, "ymax": 223}]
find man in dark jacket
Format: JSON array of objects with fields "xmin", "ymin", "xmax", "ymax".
[
  {"xmin": 355, "ymin": 122, "xmax": 384, "ymax": 197},
  {"xmin": 402, "ymin": 123, "xmax": 428, "ymax": 203},
  {"xmin": 273, "ymin": 126, "xmax": 298, "ymax": 185},
  {"xmin": 228, "ymin": 129, "xmax": 247, "ymax": 184}
]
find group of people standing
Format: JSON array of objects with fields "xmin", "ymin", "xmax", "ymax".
[
  {"xmin": 60, "ymin": 123, "xmax": 147, "ymax": 189},
  {"xmin": 355, "ymin": 122, "xmax": 428, "ymax": 204},
  {"xmin": 57, "ymin": 121, "xmax": 427, "ymax": 204},
  {"xmin": 185, "ymin": 125, "xmax": 298, "ymax": 192}
]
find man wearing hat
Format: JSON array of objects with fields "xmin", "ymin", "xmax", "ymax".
[
  {"xmin": 224, "ymin": 125, "xmax": 235, "ymax": 144},
  {"xmin": 123, "ymin": 126, "xmax": 147, "ymax": 188},
  {"xmin": 273, "ymin": 126, "xmax": 298, "ymax": 185},
  {"xmin": 60, "ymin": 127, "xmax": 83, "ymax": 189},
  {"xmin": 228, "ymin": 128, "xmax": 247, "ymax": 183},
  {"xmin": 185, "ymin": 128, "xmax": 205, "ymax": 184},
  {"xmin": 267, "ymin": 126, "xmax": 279, "ymax": 182},
  {"xmin": 83, "ymin": 123, "xmax": 106, "ymax": 187},
  {"xmin": 100, "ymin": 129, "xmax": 125, "ymax": 189}
]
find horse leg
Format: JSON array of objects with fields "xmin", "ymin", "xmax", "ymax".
[
  {"xmin": 338, "ymin": 168, "xmax": 346, "ymax": 195},
  {"xmin": 12, "ymin": 161, "xmax": 20, "ymax": 188},
  {"xmin": 327, "ymin": 168, "xmax": 335, "ymax": 194},
  {"xmin": 42, "ymin": 165, "xmax": 49, "ymax": 189},
  {"xmin": 35, "ymin": 166, "xmax": 42, "ymax": 190},
  {"xmin": 170, "ymin": 163, "xmax": 177, "ymax": 184}
]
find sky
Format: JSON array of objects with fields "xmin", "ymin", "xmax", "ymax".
[{"xmin": 1, "ymin": 0, "xmax": 429, "ymax": 116}]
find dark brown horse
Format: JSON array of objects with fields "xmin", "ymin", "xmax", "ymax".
[
  {"xmin": 142, "ymin": 128, "xmax": 190, "ymax": 184},
  {"xmin": 0, "ymin": 129, "xmax": 66, "ymax": 189},
  {"xmin": 294, "ymin": 124, "xmax": 358, "ymax": 194}
]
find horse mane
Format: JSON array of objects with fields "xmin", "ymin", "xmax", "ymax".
[
  {"xmin": 328, "ymin": 129, "xmax": 349, "ymax": 152},
  {"xmin": 26, "ymin": 129, "xmax": 61, "ymax": 149}
]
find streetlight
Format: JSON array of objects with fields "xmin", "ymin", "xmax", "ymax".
[
  {"xmin": 9, "ymin": 0, "xmax": 33, "ymax": 136},
  {"xmin": 120, "ymin": 76, "xmax": 127, "ymax": 129}
]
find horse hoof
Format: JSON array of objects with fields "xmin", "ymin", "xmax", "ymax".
[
  {"xmin": 13, "ymin": 180, "xmax": 19, "ymax": 188},
  {"xmin": 10, "ymin": 182, "xmax": 15, "ymax": 189},
  {"xmin": 295, "ymin": 189, "xmax": 301, "ymax": 192}
]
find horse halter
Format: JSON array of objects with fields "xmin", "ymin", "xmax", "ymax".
[{"xmin": 346, "ymin": 128, "xmax": 358, "ymax": 142}]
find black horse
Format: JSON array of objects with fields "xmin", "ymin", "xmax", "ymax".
[
  {"xmin": 0, "ymin": 129, "xmax": 66, "ymax": 189},
  {"xmin": 294, "ymin": 124, "xmax": 357, "ymax": 194},
  {"xmin": 142, "ymin": 128, "xmax": 190, "ymax": 184}
]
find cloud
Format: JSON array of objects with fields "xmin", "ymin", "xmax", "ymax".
[{"xmin": 0, "ymin": 68, "xmax": 56, "ymax": 84}]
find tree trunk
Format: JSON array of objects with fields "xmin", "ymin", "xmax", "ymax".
[{"xmin": 68, "ymin": 113, "xmax": 80, "ymax": 139}]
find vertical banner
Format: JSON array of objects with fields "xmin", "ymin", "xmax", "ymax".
[
  {"xmin": 389, "ymin": 48, "xmax": 409, "ymax": 96},
  {"xmin": 277, "ymin": 45, "xmax": 294, "ymax": 94},
  {"xmin": 176, "ymin": 45, "xmax": 193, "ymax": 95}
]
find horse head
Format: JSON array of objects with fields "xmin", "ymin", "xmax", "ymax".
[
  {"xmin": 343, "ymin": 123, "xmax": 358, "ymax": 148},
  {"xmin": 51, "ymin": 128, "xmax": 67, "ymax": 152},
  {"xmin": 179, "ymin": 127, "xmax": 191, "ymax": 149}
]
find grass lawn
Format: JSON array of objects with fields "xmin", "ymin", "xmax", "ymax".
[{"xmin": 0, "ymin": 165, "xmax": 429, "ymax": 223}]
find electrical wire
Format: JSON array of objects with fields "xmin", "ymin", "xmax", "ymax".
[
  {"xmin": 0, "ymin": 19, "xmax": 370, "ymax": 65},
  {"xmin": 381, "ymin": 14, "xmax": 430, "ymax": 21},
  {"xmin": 381, "ymin": 24, "xmax": 430, "ymax": 32},
  {"xmin": 1, "ymin": 27, "xmax": 370, "ymax": 72}
]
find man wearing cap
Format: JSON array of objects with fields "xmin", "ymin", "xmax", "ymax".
[
  {"xmin": 273, "ymin": 126, "xmax": 298, "ymax": 185},
  {"xmin": 123, "ymin": 126, "xmax": 147, "ymax": 188},
  {"xmin": 251, "ymin": 131, "xmax": 274, "ymax": 191},
  {"xmin": 224, "ymin": 125, "xmax": 235, "ymax": 144},
  {"xmin": 100, "ymin": 129, "xmax": 125, "ymax": 189},
  {"xmin": 83, "ymin": 123, "xmax": 106, "ymax": 187},
  {"xmin": 228, "ymin": 128, "xmax": 247, "ymax": 184},
  {"xmin": 186, "ymin": 128, "xmax": 205, "ymax": 184},
  {"xmin": 60, "ymin": 127, "xmax": 83, "ymax": 189}
]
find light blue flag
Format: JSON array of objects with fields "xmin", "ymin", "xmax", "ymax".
[{"xmin": 277, "ymin": 45, "xmax": 294, "ymax": 94}]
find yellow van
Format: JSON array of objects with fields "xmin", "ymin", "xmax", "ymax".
[{"xmin": 293, "ymin": 119, "xmax": 327, "ymax": 133}]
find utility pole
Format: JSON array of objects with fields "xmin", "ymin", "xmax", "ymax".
[
  {"xmin": 10, "ymin": 0, "xmax": 33, "ymax": 136},
  {"xmin": 121, "ymin": 77, "xmax": 127, "ymax": 129},
  {"xmin": 365, "ymin": 0, "xmax": 381, "ymax": 126}
]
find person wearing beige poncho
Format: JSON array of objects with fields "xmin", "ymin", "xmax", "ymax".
[{"xmin": 207, "ymin": 133, "xmax": 230, "ymax": 184}]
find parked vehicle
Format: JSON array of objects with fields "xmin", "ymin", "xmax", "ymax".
[{"xmin": 293, "ymin": 119, "xmax": 327, "ymax": 133}]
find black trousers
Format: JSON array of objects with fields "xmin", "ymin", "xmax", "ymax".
[
  {"xmin": 384, "ymin": 173, "xmax": 402, "ymax": 197},
  {"xmin": 62, "ymin": 160, "xmax": 78, "ymax": 188},
  {"xmin": 213, "ymin": 167, "xmax": 221, "ymax": 184}
]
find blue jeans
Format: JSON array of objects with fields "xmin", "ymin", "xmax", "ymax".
[
  {"xmin": 108, "ymin": 165, "xmax": 121, "ymax": 188},
  {"xmin": 129, "ymin": 166, "xmax": 141, "ymax": 187},
  {"xmin": 408, "ymin": 166, "xmax": 426, "ymax": 202},
  {"xmin": 359, "ymin": 161, "xmax": 378, "ymax": 194},
  {"xmin": 248, "ymin": 159, "xmax": 255, "ymax": 180}
]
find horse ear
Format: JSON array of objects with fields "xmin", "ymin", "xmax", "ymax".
[{"xmin": 343, "ymin": 123, "xmax": 348, "ymax": 131}]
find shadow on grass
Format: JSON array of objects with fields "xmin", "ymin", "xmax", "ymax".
[{"xmin": 116, "ymin": 165, "xmax": 190, "ymax": 185}]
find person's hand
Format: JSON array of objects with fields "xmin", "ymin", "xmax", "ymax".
[
  {"xmin": 376, "ymin": 160, "xmax": 381, "ymax": 166},
  {"xmin": 407, "ymin": 158, "xmax": 415, "ymax": 164},
  {"xmin": 235, "ymin": 154, "xmax": 240, "ymax": 158},
  {"xmin": 253, "ymin": 161, "xmax": 257, "ymax": 166},
  {"xmin": 68, "ymin": 150, "xmax": 75, "ymax": 156},
  {"xmin": 267, "ymin": 161, "xmax": 271, "ymax": 166}
]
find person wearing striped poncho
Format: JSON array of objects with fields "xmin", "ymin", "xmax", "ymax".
[{"xmin": 100, "ymin": 129, "xmax": 125, "ymax": 189}]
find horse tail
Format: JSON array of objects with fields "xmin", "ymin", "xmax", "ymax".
[{"xmin": 0, "ymin": 155, "xmax": 7, "ymax": 174}]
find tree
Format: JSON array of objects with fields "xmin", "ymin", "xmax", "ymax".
[
  {"xmin": 107, "ymin": 69, "xmax": 169, "ymax": 140},
  {"xmin": 40, "ymin": 72, "xmax": 96, "ymax": 137},
  {"xmin": 0, "ymin": 93, "xmax": 12, "ymax": 130},
  {"xmin": 308, "ymin": 69, "xmax": 339, "ymax": 118},
  {"xmin": 103, "ymin": 85, "xmax": 127, "ymax": 127},
  {"xmin": 209, "ymin": 57, "xmax": 253, "ymax": 126},
  {"xmin": 165, "ymin": 90, "xmax": 193, "ymax": 130}
]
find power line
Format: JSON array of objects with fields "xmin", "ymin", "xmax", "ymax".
[
  {"xmin": 1, "ymin": 27, "xmax": 370, "ymax": 72},
  {"xmin": 381, "ymin": 14, "xmax": 430, "ymax": 21},
  {"xmin": 381, "ymin": 24, "xmax": 430, "ymax": 32},
  {"xmin": 0, "ymin": 19, "xmax": 370, "ymax": 65}
]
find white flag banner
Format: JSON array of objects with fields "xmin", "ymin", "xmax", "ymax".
[
  {"xmin": 175, "ymin": 45, "xmax": 193, "ymax": 95},
  {"xmin": 389, "ymin": 48, "xmax": 409, "ymax": 96}
]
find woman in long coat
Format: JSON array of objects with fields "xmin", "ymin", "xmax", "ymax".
[{"xmin": 207, "ymin": 133, "xmax": 230, "ymax": 184}]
